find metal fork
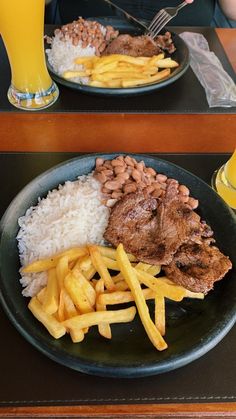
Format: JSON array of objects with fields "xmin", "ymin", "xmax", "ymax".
[{"xmin": 146, "ymin": 1, "xmax": 188, "ymax": 38}]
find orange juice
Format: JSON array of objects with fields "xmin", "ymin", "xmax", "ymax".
[
  {"xmin": 213, "ymin": 149, "xmax": 236, "ymax": 210},
  {"xmin": 0, "ymin": 0, "xmax": 58, "ymax": 109},
  {"xmin": 225, "ymin": 149, "xmax": 236, "ymax": 189}
]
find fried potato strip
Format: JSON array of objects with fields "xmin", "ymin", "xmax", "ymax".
[{"xmin": 28, "ymin": 244, "xmax": 204, "ymax": 350}]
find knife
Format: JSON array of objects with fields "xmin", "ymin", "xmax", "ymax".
[{"xmin": 103, "ymin": 0, "xmax": 148, "ymax": 32}]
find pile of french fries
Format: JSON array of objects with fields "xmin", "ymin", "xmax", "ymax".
[
  {"xmin": 24, "ymin": 243, "xmax": 204, "ymax": 351},
  {"xmin": 62, "ymin": 53, "xmax": 179, "ymax": 88}
]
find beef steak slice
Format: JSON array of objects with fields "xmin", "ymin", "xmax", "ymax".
[
  {"xmin": 102, "ymin": 34, "xmax": 162, "ymax": 57},
  {"xmin": 104, "ymin": 183, "xmax": 203, "ymax": 265},
  {"xmin": 163, "ymin": 242, "xmax": 232, "ymax": 294}
]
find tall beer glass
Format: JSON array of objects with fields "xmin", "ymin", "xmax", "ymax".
[
  {"xmin": 211, "ymin": 149, "xmax": 236, "ymax": 210},
  {"xmin": 0, "ymin": 0, "xmax": 59, "ymax": 110}
]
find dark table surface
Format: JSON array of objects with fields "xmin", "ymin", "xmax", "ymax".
[
  {"xmin": 0, "ymin": 25, "xmax": 235, "ymax": 114},
  {"xmin": 1, "ymin": 152, "xmax": 236, "ymax": 412}
]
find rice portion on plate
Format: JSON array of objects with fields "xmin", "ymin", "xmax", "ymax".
[
  {"xmin": 46, "ymin": 17, "xmax": 119, "ymax": 83},
  {"xmin": 17, "ymin": 174, "xmax": 109, "ymax": 297},
  {"xmin": 46, "ymin": 34, "xmax": 96, "ymax": 83}
]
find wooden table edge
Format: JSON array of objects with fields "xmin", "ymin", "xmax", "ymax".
[{"xmin": 1, "ymin": 402, "xmax": 236, "ymax": 418}]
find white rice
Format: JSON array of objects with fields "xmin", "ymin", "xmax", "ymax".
[
  {"xmin": 46, "ymin": 33, "xmax": 96, "ymax": 83},
  {"xmin": 17, "ymin": 174, "xmax": 109, "ymax": 297}
]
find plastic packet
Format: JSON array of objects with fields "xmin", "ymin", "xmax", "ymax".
[{"xmin": 180, "ymin": 32, "xmax": 236, "ymax": 108}]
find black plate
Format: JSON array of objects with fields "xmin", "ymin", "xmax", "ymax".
[
  {"xmin": 0, "ymin": 153, "xmax": 236, "ymax": 378},
  {"xmin": 46, "ymin": 17, "xmax": 190, "ymax": 96}
]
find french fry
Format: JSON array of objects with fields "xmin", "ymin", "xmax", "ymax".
[
  {"xmin": 83, "ymin": 265, "xmax": 97, "ymax": 280},
  {"xmin": 73, "ymin": 255, "xmax": 92, "ymax": 272},
  {"xmin": 116, "ymin": 244, "xmax": 167, "ymax": 351},
  {"xmin": 64, "ymin": 272, "xmax": 93, "ymax": 313},
  {"xmin": 135, "ymin": 269, "xmax": 186, "ymax": 302},
  {"xmin": 89, "ymin": 80, "xmax": 107, "ymax": 88},
  {"xmin": 114, "ymin": 280, "xmax": 129, "ymax": 291},
  {"xmin": 72, "ymin": 268, "xmax": 96, "ymax": 307},
  {"xmin": 98, "ymin": 288, "xmax": 155, "ymax": 306},
  {"xmin": 57, "ymin": 289, "xmax": 65, "ymax": 322},
  {"xmin": 93, "ymin": 71, "xmax": 148, "ymax": 82},
  {"xmin": 95, "ymin": 279, "xmax": 112, "ymax": 339},
  {"xmin": 155, "ymin": 295, "xmax": 165, "ymax": 336},
  {"xmin": 62, "ymin": 306, "xmax": 136, "ymax": 330},
  {"xmin": 74, "ymin": 56, "xmax": 98, "ymax": 65},
  {"xmin": 184, "ymin": 290, "xmax": 204, "ymax": 299},
  {"xmin": 22, "ymin": 247, "xmax": 88, "ymax": 273},
  {"xmin": 105, "ymin": 80, "xmax": 122, "ymax": 88},
  {"xmin": 62, "ymin": 288, "xmax": 78, "ymax": 319},
  {"xmin": 122, "ymin": 69, "xmax": 171, "ymax": 88},
  {"xmin": 156, "ymin": 58, "xmax": 179, "ymax": 68},
  {"xmin": 88, "ymin": 245, "xmax": 115, "ymax": 291},
  {"xmin": 69, "ymin": 327, "xmax": 85, "ymax": 343},
  {"xmin": 56, "ymin": 255, "xmax": 69, "ymax": 289},
  {"xmin": 27, "ymin": 243, "xmax": 203, "ymax": 349},
  {"xmin": 148, "ymin": 53, "xmax": 165, "ymax": 66},
  {"xmin": 66, "ymin": 53, "xmax": 179, "ymax": 89},
  {"xmin": 92, "ymin": 61, "xmax": 118, "ymax": 74},
  {"xmin": 28, "ymin": 297, "xmax": 66, "ymax": 339},
  {"xmin": 36, "ymin": 287, "xmax": 46, "ymax": 304},
  {"xmin": 43, "ymin": 268, "xmax": 59, "ymax": 315},
  {"xmin": 102, "ymin": 256, "xmax": 120, "ymax": 271},
  {"xmin": 63, "ymin": 70, "xmax": 91, "ymax": 79},
  {"xmin": 147, "ymin": 265, "xmax": 161, "ymax": 276},
  {"xmin": 153, "ymin": 276, "xmax": 204, "ymax": 300},
  {"xmin": 97, "ymin": 245, "xmax": 136, "ymax": 262}
]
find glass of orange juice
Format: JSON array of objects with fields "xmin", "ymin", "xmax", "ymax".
[
  {"xmin": 0, "ymin": 0, "xmax": 59, "ymax": 110},
  {"xmin": 211, "ymin": 149, "xmax": 236, "ymax": 210}
]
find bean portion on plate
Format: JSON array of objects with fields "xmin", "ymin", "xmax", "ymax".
[{"xmin": 94, "ymin": 155, "xmax": 199, "ymax": 209}]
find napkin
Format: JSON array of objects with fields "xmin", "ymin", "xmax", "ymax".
[{"xmin": 180, "ymin": 32, "xmax": 236, "ymax": 108}]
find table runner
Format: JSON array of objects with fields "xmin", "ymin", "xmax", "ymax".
[{"xmin": 1, "ymin": 152, "xmax": 236, "ymax": 408}]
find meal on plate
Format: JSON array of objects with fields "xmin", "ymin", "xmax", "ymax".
[
  {"xmin": 17, "ymin": 155, "xmax": 232, "ymax": 351},
  {"xmin": 46, "ymin": 17, "xmax": 179, "ymax": 88}
]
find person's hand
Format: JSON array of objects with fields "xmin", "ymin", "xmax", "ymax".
[{"xmin": 185, "ymin": 0, "xmax": 194, "ymax": 3}]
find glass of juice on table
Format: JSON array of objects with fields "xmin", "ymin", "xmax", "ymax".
[
  {"xmin": 0, "ymin": 0, "xmax": 59, "ymax": 110},
  {"xmin": 212, "ymin": 149, "xmax": 236, "ymax": 210}
]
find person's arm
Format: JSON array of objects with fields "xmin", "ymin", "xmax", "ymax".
[{"xmin": 217, "ymin": 0, "xmax": 236, "ymax": 20}]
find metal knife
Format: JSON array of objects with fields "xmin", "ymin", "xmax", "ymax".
[{"xmin": 103, "ymin": 0, "xmax": 148, "ymax": 32}]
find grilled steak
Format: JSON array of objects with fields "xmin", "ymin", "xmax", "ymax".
[
  {"xmin": 102, "ymin": 34, "xmax": 162, "ymax": 57},
  {"xmin": 104, "ymin": 182, "xmax": 205, "ymax": 265},
  {"xmin": 163, "ymin": 242, "xmax": 232, "ymax": 294},
  {"xmin": 155, "ymin": 31, "xmax": 176, "ymax": 54},
  {"xmin": 102, "ymin": 31, "xmax": 176, "ymax": 57}
]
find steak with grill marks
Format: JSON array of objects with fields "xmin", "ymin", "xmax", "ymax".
[
  {"xmin": 102, "ymin": 34, "xmax": 162, "ymax": 57},
  {"xmin": 163, "ymin": 242, "xmax": 232, "ymax": 294},
  {"xmin": 104, "ymin": 182, "xmax": 205, "ymax": 265}
]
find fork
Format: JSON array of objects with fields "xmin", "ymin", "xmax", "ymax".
[{"xmin": 146, "ymin": 1, "xmax": 189, "ymax": 39}]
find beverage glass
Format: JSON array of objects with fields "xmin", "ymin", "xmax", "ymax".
[
  {"xmin": 0, "ymin": 0, "xmax": 59, "ymax": 110},
  {"xmin": 211, "ymin": 149, "xmax": 236, "ymax": 210}
]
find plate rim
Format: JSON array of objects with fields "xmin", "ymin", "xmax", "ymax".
[
  {"xmin": 45, "ymin": 18, "xmax": 190, "ymax": 96},
  {"xmin": 1, "ymin": 152, "xmax": 236, "ymax": 378}
]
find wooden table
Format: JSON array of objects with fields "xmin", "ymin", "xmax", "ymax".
[
  {"xmin": 0, "ymin": 28, "xmax": 236, "ymax": 419},
  {"xmin": 0, "ymin": 28, "xmax": 235, "ymax": 154}
]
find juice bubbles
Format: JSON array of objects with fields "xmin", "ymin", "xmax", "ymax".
[
  {"xmin": 0, "ymin": 0, "xmax": 58, "ymax": 109},
  {"xmin": 213, "ymin": 149, "xmax": 236, "ymax": 210}
]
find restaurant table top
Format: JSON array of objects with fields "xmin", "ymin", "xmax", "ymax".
[
  {"xmin": 0, "ymin": 26, "xmax": 235, "ymax": 115},
  {"xmin": 0, "ymin": 26, "xmax": 235, "ymax": 154}
]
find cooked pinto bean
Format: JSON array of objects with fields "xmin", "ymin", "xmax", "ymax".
[{"xmin": 94, "ymin": 156, "xmax": 198, "ymax": 209}]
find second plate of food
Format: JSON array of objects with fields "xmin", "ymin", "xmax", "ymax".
[
  {"xmin": 0, "ymin": 153, "xmax": 236, "ymax": 378},
  {"xmin": 45, "ymin": 17, "xmax": 190, "ymax": 96}
]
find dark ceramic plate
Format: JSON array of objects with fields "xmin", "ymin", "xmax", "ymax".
[
  {"xmin": 46, "ymin": 17, "xmax": 190, "ymax": 96},
  {"xmin": 0, "ymin": 154, "xmax": 236, "ymax": 378}
]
